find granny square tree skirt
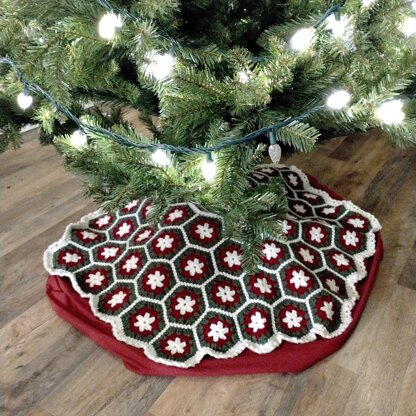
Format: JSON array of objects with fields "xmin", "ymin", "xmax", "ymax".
[{"xmin": 44, "ymin": 165, "xmax": 383, "ymax": 376}]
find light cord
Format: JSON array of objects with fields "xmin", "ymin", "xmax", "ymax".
[{"xmin": 0, "ymin": 1, "xmax": 349, "ymax": 155}]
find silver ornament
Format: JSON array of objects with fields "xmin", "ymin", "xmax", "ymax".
[{"xmin": 268, "ymin": 143, "xmax": 282, "ymax": 164}]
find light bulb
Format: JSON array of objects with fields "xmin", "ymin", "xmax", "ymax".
[
  {"xmin": 17, "ymin": 91, "xmax": 33, "ymax": 110},
  {"xmin": 402, "ymin": 17, "xmax": 416, "ymax": 37},
  {"xmin": 98, "ymin": 13, "xmax": 122, "ymax": 40},
  {"xmin": 326, "ymin": 90, "xmax": 352, "ymax": 110},
  {"xmin": 144, "ymin": 51, "xmax": 176, "ymax": 81},
  {"xmin": 375, "ymin": 100, "xmax": 405, "ymax": 125},
  {"xmin": 201, "ymin": 155, "xmax": 216, "ymax": 182},
  {"xmin": 70, "ymin": 130, "xmax": 88, "ymax": 148},
  {"xmin": 326, "ymin": 14, "xmax": 350, "ymax": 39},
  {"xmin": 237, "ymin": 70, "xmax": 251, "ymax": 84},
  {"xmin": 152, "ymin": 149, "xmax": 170, "ymax": 166},
  {"xmin": 290, "ymin": 28, "xmax": 315, "ymax": 51}
]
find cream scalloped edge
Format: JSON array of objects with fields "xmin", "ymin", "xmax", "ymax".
[{"xmin": 44, "ymin": 164, "xmax": 382, "ymax": 368}]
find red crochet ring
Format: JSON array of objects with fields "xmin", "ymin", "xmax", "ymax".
[{"xmin": 45, "ymin": 172, "xmax": 383, "ymax": 376}]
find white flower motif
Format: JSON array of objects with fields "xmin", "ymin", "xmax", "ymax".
[
  {"xmin": 85, "ymin": 271, "xmax": 105, "ymax": 288},
  {"xmin": 322, "ymin": 207, "xmax": 336, "ymax": 215},
  {"xmin": 124, "ymin": 200, "xmax": 139, "ymax": 211},
  {"xmin": 81, "ymin": 230, "xmax": 98, "ymax": 240},
  {"xmin": 261, "ymin": 167, "xmax": 274, "ymax": 174},
  {"xmin": 63, "ymin": 252, "xmax": 82, "ymax": 263},
  {"xmin": 134, "ymin": 312, "xmax": 155, "ymax": 332},
  {"xmin": 195, "ymin": 223, "xmax": 214, "ymax": 239},
  {"xmin": 175, "ymin": 295, "xmax": 196, "ymax": 315},
  {"xmin": 348, "ymin": 218, "xmax": 365, "ymax": 228},
  {"xmin": 254, "ymin": 277, "xmax": 272, "ymax": 294},
  {"xmin": 101, "ymin": 246, "xmax": 119, "ymax": 259},
  {"xmin": 309, "ymin": 226, "xmax": 324, "ymax": 243},
  {"xmin": 282, "ymin": 310, "xmax": 303, "ymax": 329},
  {"xmin": 108, "ymin": 291, "xmax": 126, "ymax": 307},
  {"xmin": 168, "ymin": 209, "xmax": 184, "ymax": 222},
  {"xmin": 288, "ymin": 173, "xmax": 298, "ymax": 186},
  {"xmin": 326, "ymin": 278, "xmax": 340, "ymax": 293},
  {"xmin": 207, "ymin": 321, "xmax": 229, "ymax": 342},
  {"xmin": 281, "ymin": 220, "xmax": 293, "ymax": 234},
  {"xmin": 293, "ymin": 204, "xmax": 306, "ymax": 214},
  {"xmin": 304, "ymin": 192, "xmax": 318, "ymax": 200},
  {"xmin": 320, "ymin": 301, "xmax": 334, "ymax": 320},
  {"xmin": 136, "ymin": 229, "xmax": 152, "ymax": 242},
  {"xmin": 299, "ymin": 247, "xmax": 314, "ymax": 263},
  {"xmin": 248, "ymin": 311, "xmax": 267, "ymax": 333},
  {"xmin": 156, "ymin": 235, "xmax": 175, "ymax": 251},
  {"xmin": 96, "ymin": 215, "xmax": 111, "ymax": 227},
  {"xmin": 184, "ymin": 258, "xmax": 205, "ymax": 276},
  {"xmin": 146, "ymin": 270, "xmax": 166, "ymax": 290},
  {"xmin": 223, "ymin": 250, "xmax": 242, "ymax": 268},
  {"xmin": 165, "ymin": 337, "xmax": 186, "ymax": 355},
  {"xmin": 333, "ymin": 253, "xmax": 350, "ymax": 267},
  {"xmin": 216, "ymin": 285, "xmax": 236, "ymax": 303},
  {"xmin": 262, "ymin": 242, "xmax": 281, "ymax": 261},
  {"xmin": 122, "ymin": 255, "xmax": 140, "ymax": 273},
  {"xmin": 343, "ymin": 230, "xmax": 359, "ymax": 246},
  {"xmin": 116, "ymin": 222, "xmax": 132, "ymax": 237},
  {"xmin": 290, "ymin": 270, "xmax": 310, "ymax": 289}
]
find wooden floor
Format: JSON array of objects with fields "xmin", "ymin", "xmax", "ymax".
[{"xmin": 1, "ymin": 129, "xmax": 415, "ymax": 416}]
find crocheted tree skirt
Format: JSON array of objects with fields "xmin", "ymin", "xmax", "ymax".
[{"xmin": 44, "ymin": 165, "xmax": 383, "ymax": 375}]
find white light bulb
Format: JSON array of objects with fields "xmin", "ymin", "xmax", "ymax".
[
  {"xmin": 326, "ymin": 90, "xmax": 352, "ymax": 110},
  {"xmin": 375, "ymin": 100, "xmax": 405, "ymax": 125},
  {"xmin": 70, "ymin": 130, "xmax": 88, "ymax": 148},
  {"xmin": 144, "ymin": 51, "xmax": 176, "ymax": 81},
  {"xmin": 237, "ymin": 70, "xmax": 251, "ymax": 84},
  {"xmin": 362, "ymin": 0, "xmax": 376, "ymax": 7},
  {"xmin": 98, "ymin": 13, "xmax": 122, "ymax": 40},
  {"xmin": 402, "ymin": 17, "xmax": 416, "ymax": 37},
  {"xmin": 201, "ymin": 157, "xmax": 216, "ymax": 182},
  {"xmin": 17, "ymin": 91, "xmax": 33, "ymax": 110},
  {"xmin": 152, "ymin": 149, "xmax": 170, "ymax": 166},
  {"xmin": 326, "ymin": 14, "xmax": 349, "ymax": 39},
  {"xmin": 290, "ymin": 28, "xmax": 315, "ymax": 51}
]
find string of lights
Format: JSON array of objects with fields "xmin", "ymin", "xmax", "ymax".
[{"xmin": 0, "ymin": 0, "xmax": 413, "ymax": 181}]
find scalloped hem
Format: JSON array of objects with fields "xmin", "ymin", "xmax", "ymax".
[{"xmin": 46, "ymin": 235, "xmax": 383, "ymax": 376}]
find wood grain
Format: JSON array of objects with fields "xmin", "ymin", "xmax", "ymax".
[{"xmin": 1, "ymin": 129, "xmax": 415, "ymax": 416}]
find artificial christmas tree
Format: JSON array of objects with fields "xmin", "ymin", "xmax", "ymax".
[{"xmin": 0, "ymin": 0, "xmax": 414, "ymax": 372}]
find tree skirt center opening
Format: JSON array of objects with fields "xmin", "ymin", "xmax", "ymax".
[{"xmin": 44, "ymin": 165, "xmax": 383, "ymax": 373}]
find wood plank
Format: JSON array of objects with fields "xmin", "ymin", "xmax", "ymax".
[
  {"xmin": 398, "ymin": 239, "xmax": 416, "ymax": 290},
  {"xmin": 23, "ymin": 406, "xmax": 54, "ymax": 416},
  {"xmin": 148, "ymin": 374, "xmax": 291, "ymax": 416},
  {"xmin": 284, "ymin": 363, "xmax": 357, "ymax": 416},
  {"xmin": 40, "ymin": 350, "xmax": 171, "ymax": 416},
  {"xmin": 0, "ymin": 299, "xmax": 96, "ymax": 416},
  {"xmin": 0, "ymin": 130, "xmax": 46, "ymax": 175},
  {"xmin": 392, "ymin": 344, "xmax": 416, "ymax": 416},
  {"xmin": 342, "ymin": 286, "xmax": 416, "ymax": 416}
]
